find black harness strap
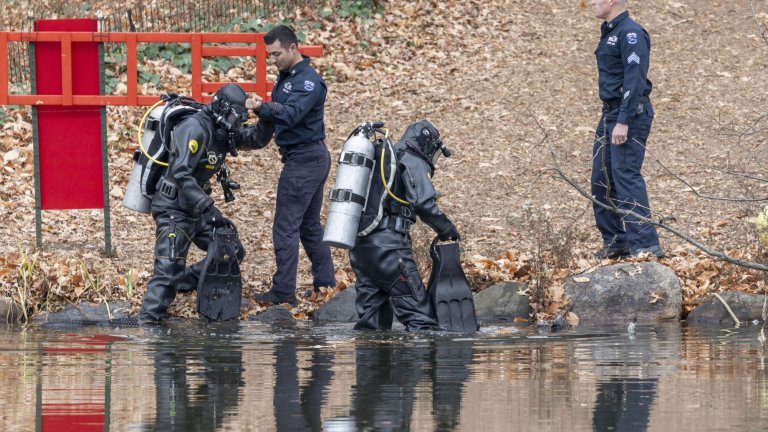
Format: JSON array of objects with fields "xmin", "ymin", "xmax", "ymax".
[
  {"xmin": 339, "ymin": 151, "xmax": 374, "ymax": 170},
  {"xmin": 328, "ymin": 188, "xmax": 366, "ymax": 206}
]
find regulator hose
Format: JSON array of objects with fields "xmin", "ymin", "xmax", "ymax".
[
  {"xmin": 379, "ymin": 135, "xmax": 410, "ymax": 205},
  {"xmin": 137, "ymin": 100, "xmax": 168, "ymax": 167}
]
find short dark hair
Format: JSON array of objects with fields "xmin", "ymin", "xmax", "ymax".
[{"xmin": 264, "ymin": 25, "xmax": 298, "ymax": 48}]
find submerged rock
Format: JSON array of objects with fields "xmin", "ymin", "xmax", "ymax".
[
  {"xmin": 0, "ymin": 298, "xmax": 24, "ymax": 323},
  {"xmin": 536, "ymin": 314, "xmax": 569, "ymax": 332},
  {"xmin": 564, "ymin": 262, "xmax": 681, "ymax": 324},
  {"xmin": 249, "ymin": 305, "xmax": 296, "ymax": 324},
  {"xmin": 473, "ymin": 282, "xmax": 531, "ymax": 322},
  {"xmin": 32, "ymin": 301, "xmax": 132, "ymax": 324},
  {"xmin": 314, "ymin": 282, "xmax": 531, "ymax": 326},
  {"xmin": 687, "ymin": 291, "xmax": 767, "ymax": 325}
]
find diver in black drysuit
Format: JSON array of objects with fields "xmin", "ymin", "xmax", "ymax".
[
  {"xmin": 150, "ymin": 328, "xmax": 244, "ymax": 430},
  {"xmin": 349, "ymin": 120, "xmax": 459, "ymax": 331},
  {"xmin": 139, "ymin": 84, "xmax": 272, "ymax": 322}
]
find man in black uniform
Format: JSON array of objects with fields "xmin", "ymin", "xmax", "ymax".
[
  {"xmin": 350, "ymin": 120, "xmax": 459, "ymax": 331},
  {"xmin": 245, "ymin": 25, "xmax": 336, "ymax": 306},
  {"xmin": 139, "ymin": 84, "xmax": 263, "ymax": 323},
  {"xmin": 591, "ymin": 0, "xmax": 664, "ymax": 259}
]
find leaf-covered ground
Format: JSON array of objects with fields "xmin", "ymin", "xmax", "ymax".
[{"xmin": 1, "ymin": 0, "xmax": 768, "ymax": 321}]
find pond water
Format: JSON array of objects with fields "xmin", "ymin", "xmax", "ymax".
[{"xmin": 1, "ymin": 320, "xmax": 767, "ymax": 432}]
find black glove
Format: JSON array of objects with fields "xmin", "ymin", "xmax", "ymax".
[
  {"xmin": 202, "ymin": 205, "xmax": 227, "ymax": 227},
  {"xmin": 438, "ymin": 223, "xmax": 460, "ymax": 242}
]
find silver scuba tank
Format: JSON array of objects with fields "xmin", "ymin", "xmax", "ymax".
[
  {"xmin": 122, "ymin": 105, "xmax": 165, "ymax": 214},
  {"xmin": 122, "ymin": 161, "xmax": 152, "ymax": 213},
  {"xmin": 323, "ymin": 131, "xmax": 376, "ymax": 249}
]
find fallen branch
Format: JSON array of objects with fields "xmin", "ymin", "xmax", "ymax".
[{"xmin": 712, "ymin": 292, "xmax": 741, "ymax": 327}]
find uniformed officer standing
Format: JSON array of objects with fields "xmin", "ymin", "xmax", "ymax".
[
  {"xmin": 590, "ymin": 0, "xmax": 664, "ymax": 259},
  {"xmin": 244, "ymin": 25, "xmax": 336, "ymax": 306}
]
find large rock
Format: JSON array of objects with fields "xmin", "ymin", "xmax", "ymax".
[
  {"xmin": 687, "ymin": 291, "xmax": 767, "ymax": 325},
  {"xmin": 564, "ymin": 262, "xmax": 681, "ymax": 324},
  {"xmin": 0, "ymin": 298, "xmax": 24, "ymax": 323},
  {"xmin": 32, "ymin": 301, "xmax": 132, "ymax": 323},
  {"xmin": 473, "ymin": 282, "xmax": 531, "ymax": 322},
  {"xmin": 313, "ymin": 285, "xmax": 358, "ymax": 323}
]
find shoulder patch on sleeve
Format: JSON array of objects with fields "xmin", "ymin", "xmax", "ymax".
[
  {"xmin": 304, "ymin": 80, "xmax": 315, "ymax": 91},
  {"xmin": 188, "ymin": 139, "xmax": 199, "ymax": 154}
]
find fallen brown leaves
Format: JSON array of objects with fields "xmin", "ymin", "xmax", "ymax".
[
  {"xmin": 2, "ymin": 0, "xmax": 768, "ymax": 322},
  {"xmin": 669, "ymin": 247, "xmax": 768, "ymax": 314}
]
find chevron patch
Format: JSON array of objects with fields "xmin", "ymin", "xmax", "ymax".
[{"xmin": 627, "ymin": 52, "xmax": 641, "ymax": 65}]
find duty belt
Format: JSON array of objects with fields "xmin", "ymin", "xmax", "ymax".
[
  {"xmin": 281, "ymin": 139, "xmax": 325, "ymax": 148},
  {"xmin": 602, "ymin": 95, "xmax": 649, "ymax": 113},
  {"xmin": 279, "ymin": 139, "xmax": 326, "ymax": 161}
]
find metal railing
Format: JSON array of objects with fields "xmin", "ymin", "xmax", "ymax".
[
  {"xmin": 0, "ymin": 30, "xmax": 322, "ymax": 106},
  {"xmin": 2, "ymin": 0, "xmax": 327, "ymax": 96}
]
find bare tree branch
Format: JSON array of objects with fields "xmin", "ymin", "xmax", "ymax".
[
  {"xmin": 750, "ymin": 0, "xmax": 768, "ymax": 46},
  {"xmin": 706, "ymin": 164, "xmax": 768, "ymax": 184},
  {"xmin": 530, "ymin": 112, "xmax": 768, "ymax": 272},
  {"xmin": 654, "ymin": 158, "xmax": 768, "ymax": 202},
  {"xmin": 716, "ymin": 110, "xmax": 768, "ymax": 138},
  {"xmin": 712, "ymin": 2, "xmax": 768, "ymax": 150}
]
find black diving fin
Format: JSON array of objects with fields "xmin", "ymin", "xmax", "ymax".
[
  {"xmin": 427, "ymin": 236, "xmax": 479, "ymax": 332},
  {"xmin": 197, "ymin": 224, "xmax": 243, "ymax": 321}
]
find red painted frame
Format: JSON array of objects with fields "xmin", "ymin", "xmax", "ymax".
[{"xmin": 0, "ymin": 31, "xmax": 323, "ymax": 106}]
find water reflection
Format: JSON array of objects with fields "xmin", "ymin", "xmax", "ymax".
[
  {"xmin": 592, "ymin": 378, "xmax": 657, "ymax": 431},
  {"xmin": 1, "ymin": 323, "xmax": 768, "ymax": 431},
  {"xmin": 588, "ymin": 324, "xmax": 680, "ymax": 432},
  {"xmin": 149, "ymin": 326, "xmax": 244, "ymax": 431},
  {"xmin": 431, "ymin": 340, "xmax": 473, "ymax": 431},
  {"xmin": 273, "ymin": 339, "xmax": 334, "ymax": 431},
  {"xmin": 35, "ymin": 334, "xmax": 124, "ymax": 432},
  {"xmin": 338, "ymin": 337, "xmax": 473, "ymax": 432}
]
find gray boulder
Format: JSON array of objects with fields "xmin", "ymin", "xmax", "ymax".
[
  {"xmin": 249, "ymin": 306, "xmax": 296, "ymax": 323},
  {"xmin": 473, "ymin": 282, "xmax": 531, "ymax": 322},
  {"xmin": 32, "ymin": 301, "xmax": 132, "ymax": 323},
  {"xmin": 313, "ymin": 285, "xmax": 358, "ymax": 323},
  {"xmin": 0, "ymin": 298, "xmax": 24, "ymax": 323},
  {"xmin": 564, "ymin": 262, "xmax": 681, "ymax": 323},
  {"xmin": 687, "ymin": 291, "xmax": 767, "ymax": 325}
]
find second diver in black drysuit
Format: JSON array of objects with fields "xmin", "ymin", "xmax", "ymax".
[{"xmin": 350, "ymin": 120, "xmax": 459, "ymax": 331}]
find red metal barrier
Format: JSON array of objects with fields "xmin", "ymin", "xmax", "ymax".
[
  {"xmin": 0, "ymin": 22, "xmax": 323, "ymax": 252},
  {"xmin": 0, "ymin": 30, "xmax": 323, "ymax": 105}
]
